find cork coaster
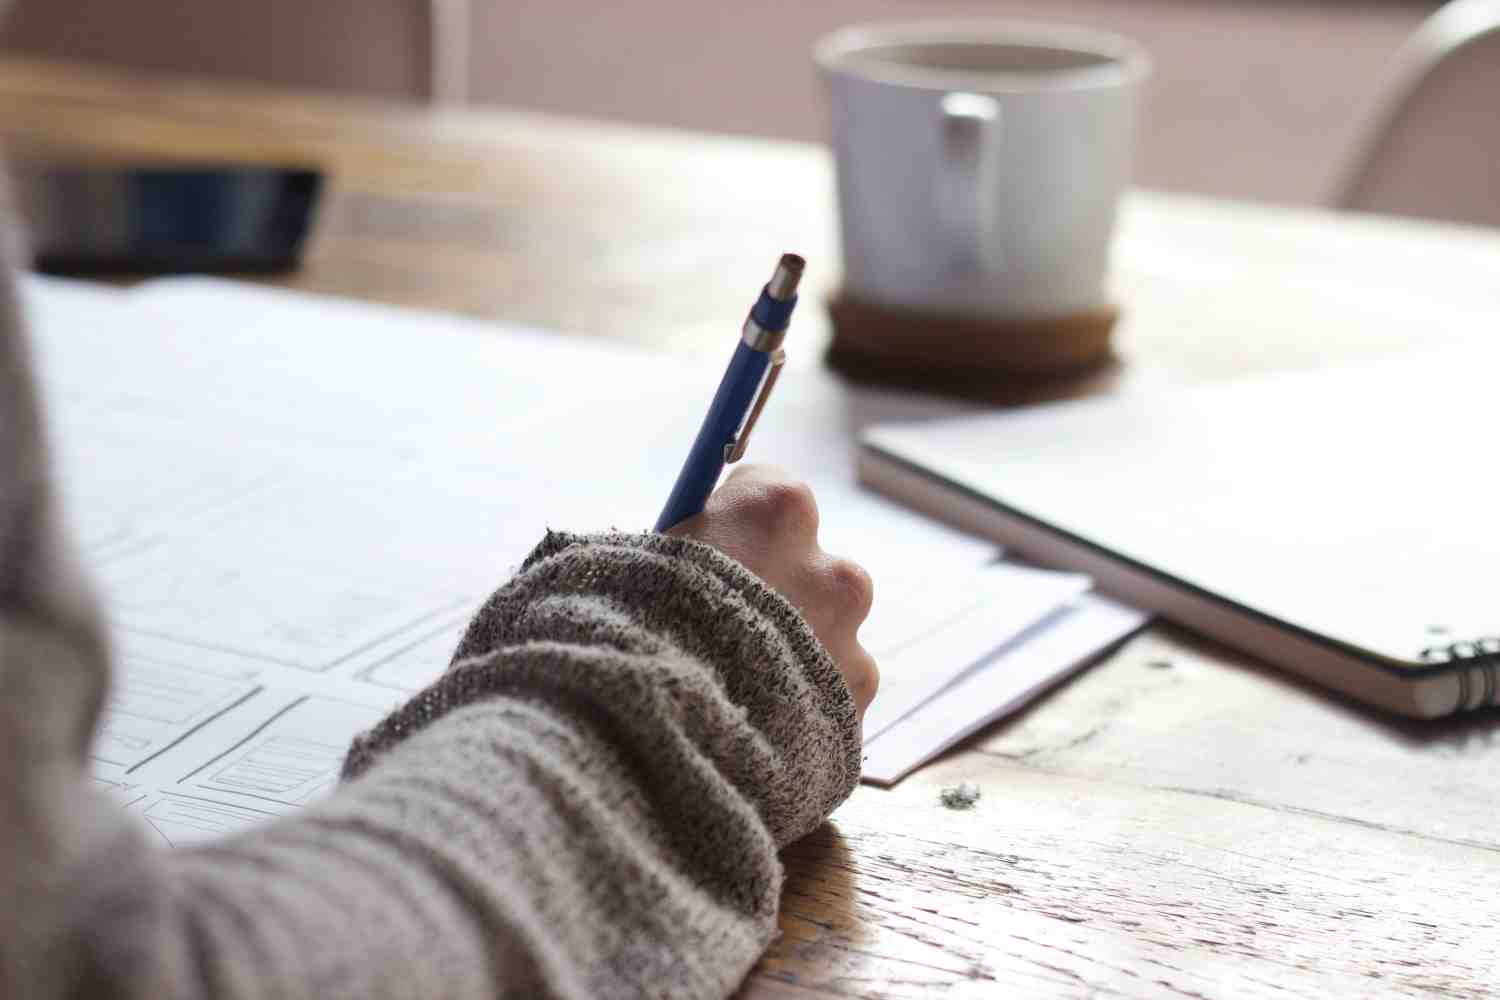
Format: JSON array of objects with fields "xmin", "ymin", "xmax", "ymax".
[{"xmin": 826, "ymin": 293, "xmax": 1119, "ymax": 388}]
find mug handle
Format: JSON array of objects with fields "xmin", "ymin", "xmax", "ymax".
[{"xmin": 937, "ymin": 92, "xmax": 1001, "ymax": 274}]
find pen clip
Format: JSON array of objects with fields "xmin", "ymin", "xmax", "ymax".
[{"xmin": 724, "ymin": 348, "xmax": 785, "ymax": 463}]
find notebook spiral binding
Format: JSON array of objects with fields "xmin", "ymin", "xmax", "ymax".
[{"xmin": 1420, "ymin": 637, "xmax": 1500, "ymax": 710}]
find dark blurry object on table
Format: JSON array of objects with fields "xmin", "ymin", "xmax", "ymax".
[{"xmin": 9, "ymin": 162, "xmax": 323, "ymax": 276}]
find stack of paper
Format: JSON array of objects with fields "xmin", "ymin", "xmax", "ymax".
[
  {"xmin": 26, "ymin": 275, "xmax": 1147, "ymax": 842},
  {"xmin": 858, "ymin": 587, "xmax": 1147, "ymax": 785}
]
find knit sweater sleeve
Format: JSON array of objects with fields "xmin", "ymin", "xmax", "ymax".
[{"xmin": 0, "ymin": 274, "xmax": 862, "ymax": 996}]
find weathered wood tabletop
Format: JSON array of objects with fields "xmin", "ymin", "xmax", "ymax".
[{"xmin": 2, "ymin": 58, "xmax": 1497, "ymax": 998}]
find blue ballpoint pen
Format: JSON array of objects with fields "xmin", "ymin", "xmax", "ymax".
[{"xmin": 654, "ymin": 254, "xmax": 804, "ymax": 532}]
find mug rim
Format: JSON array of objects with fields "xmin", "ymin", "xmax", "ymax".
[{"xmin": 815, "ymin": 20, "xmax": 1151, "ymax": 93}]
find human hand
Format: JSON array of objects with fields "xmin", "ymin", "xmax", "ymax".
[{"xmin": 667, "ymin": 464, "xmax": 879, "ymax": 720}]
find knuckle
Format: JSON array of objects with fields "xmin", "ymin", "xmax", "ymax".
[
  {"xmin": 826, "ymin": 558, "xmax": 875, "ymax": 619},
  {"xmin": 848, "ymin": 649, "xmax": 880, "ymax": 704},
  {"xmin": 755, "ymin": 479, "xmax": 819, "ymax": 535}
]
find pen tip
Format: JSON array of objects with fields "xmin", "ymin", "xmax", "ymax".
[{"xmin": 767, "ymin": 253, "xmax": 805, "ymax": 301}]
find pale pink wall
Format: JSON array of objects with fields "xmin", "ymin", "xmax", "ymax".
[
  {"xmin": 469, "ymin": 1, "xmax": 1431, "ymax": 205},
  {"xmin": 1340, "ymin": 17, "xmax": 1500, "ymax": 227},
  {"xmin": 0, "ymin": 0, "xmax": 434, "ymax": 98},
  {"xmin": 0, "ymin": 1, "xmax": 1434, "ymax": 205}
]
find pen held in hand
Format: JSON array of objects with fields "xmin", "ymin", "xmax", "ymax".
[{"xmin": 653, "ymin": 254, "xmax": 804, "ymax": 533}]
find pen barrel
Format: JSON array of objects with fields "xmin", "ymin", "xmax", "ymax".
[{"xmin": 654, "ymin": 341, "xmax": 771, "ymax": 532}]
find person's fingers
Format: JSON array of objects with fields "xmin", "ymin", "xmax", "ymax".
[
  {"xmin": 663, "ymin": 465, "xmax": 878, "ymax": 718},
  {"xmin": 662, "ymin": 465, "xmax": 796, "ymax": 543},
  {"xmin": 708, "ymin": 466, "xmax": 819, "ymax": 551},
  {"xmin": 674, "ymin": 468, "xmax": 820, "ymax": 576},
  {"xmin": 824, "ymin": 637, "xmax": 879, "ymax": 719},
  {"xmin": 823, "ymin": 555, "xmax": 875, "ymax": 626},
  {"xmin": 788, "ymin": 553, "xmax": 872, "ymax": 640},
  {"xmin": 798, "ymin": 550, "xmax": 875, "ymax": 718}
]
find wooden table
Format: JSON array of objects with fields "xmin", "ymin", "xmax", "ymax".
[{"xmin": 3, "ymin": 59, "xmax": 1499, "ymax": 998}]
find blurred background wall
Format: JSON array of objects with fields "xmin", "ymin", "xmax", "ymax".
[
  {"xmin": 0, "ymin": 1, "xmax": 1437, "ymax": 206},
  {"xmin": 0, "ymin": 0, "xmax": 441, "ymax": 98}
]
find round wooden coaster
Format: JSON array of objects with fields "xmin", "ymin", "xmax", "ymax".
[{"xmin": 826, "ymin": 293, "xmax": 1119, "ymax": 383}]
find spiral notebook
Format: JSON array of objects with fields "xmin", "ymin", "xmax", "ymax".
[{"xmin": 860, "ymin": 343, "xmax": 1500, "ymax": 719}]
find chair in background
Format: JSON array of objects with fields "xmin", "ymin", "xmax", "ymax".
[
  {"xmin": 1331, "ymin": 0, "xmax": 1500, "ymax": 228},
  {"xmin": 0, "ymin": 0, "xmax": 469, "ymax": 104}
]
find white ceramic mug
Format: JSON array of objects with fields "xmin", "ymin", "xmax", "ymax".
[{"xmin": 817, "ymin": 21, "xmax": 1149, "ymax": 320}]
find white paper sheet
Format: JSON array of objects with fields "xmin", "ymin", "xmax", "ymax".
[
  {"xmin": 26, "ymin": 275, "xmax": 1010, "ymax": 838},
  {"xmin": 858, "ymin": 563, "xmax": 1092, "ymax": 742},
  {"xmin": 23, "ymin": 273, "xmax": 1133, "ymax": 831},
  {"xmin": 861, "ymin": 595, "xmax": 1150, "ymax": 786}
]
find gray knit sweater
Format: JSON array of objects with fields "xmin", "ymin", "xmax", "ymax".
[{"xmin": 0, "ymin": 259, "xmax": 861, "ymax": 998}]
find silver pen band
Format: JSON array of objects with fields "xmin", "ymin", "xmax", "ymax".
[{"xmin": 741, "ymin": 317, "xmax": 786, "ymax": 352}]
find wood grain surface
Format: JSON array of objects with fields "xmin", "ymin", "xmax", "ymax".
[{"xmin": 2, "ymin": 58, "xmax": 1497, "ymax": 999}]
